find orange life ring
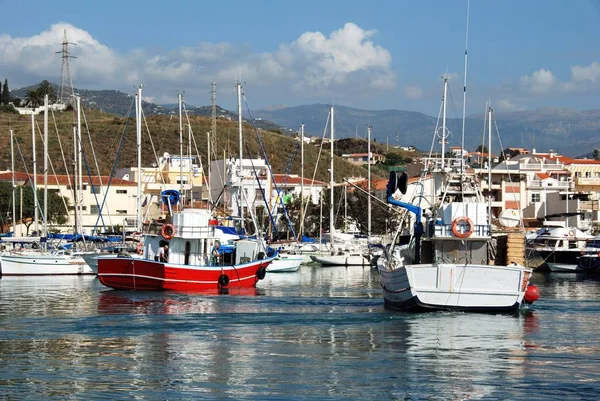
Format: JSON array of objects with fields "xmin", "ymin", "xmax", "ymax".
[
  {"xmin": 451, "ymin": 216, "xmax": 474, "ymax": 238},
  {"xmin": 161, "ymin": 224, "xmax": 175, "ymax": 240},
  {"xmin": 136, "ymin": 243, "xmax": 143, "ymax": 255}
]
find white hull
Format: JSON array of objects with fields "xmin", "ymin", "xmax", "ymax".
[
  {"xmin": 267, "ymin": 255, "xmax": 303, "ymax": 272},
  {"xmin": 379, "ymin": 263, "xmax": 531, "ymax": 312},
  {"xmin": 546, "ymin": 263, "xmax": 582, "ymax": 272},
  {"xmin": 1, "ymin": 252, "xmax": 94, "ymax": 276},
  {"xmin": 311, "ymin": 254, "xmax": 369, "ymax": 266},
  {"xmin": 81, "ymin": 252, "xmax": 143, "ymax": 274}
]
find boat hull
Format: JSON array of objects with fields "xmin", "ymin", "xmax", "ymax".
[
  {"xmin": 310, "ymin": 254, "xmax": 369, "ymax": 266},
  {"xmin": 0, "ymin": 253, "xmax": 94, "ymax": 276},
  {"xmin": 267, "ymin": 255, "xmax": 303, "ymax": 272},
  {"xmin": 546, "ymin": 262, "xmax": 582, "ymax": 272},
  {"xmin": 530, "ymin": 249, "xmax": 582, "ymax": 268},
  {"xmin": 379, "ymin": 263, "xmax": 531, "ymax": 313},
  {"xmin": 97, "ymin": 255, "xmax": 275, "ymax": 291}
]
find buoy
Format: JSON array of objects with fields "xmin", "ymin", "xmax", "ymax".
[
  {"xmin": 524, "ymin": 284, "xmax": 540, "ymax": 304},
  {"xmin": 208, "ymin": 219, "xmax": 218, "ymax": 226},
  {"xmin": 218, "ymin": 274, "xmax": 230, "ymax": 287}
]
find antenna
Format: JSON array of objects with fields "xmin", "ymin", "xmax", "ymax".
[{"xmin": 56, "ymin": 29, "xmax": 77, "ymax": 106}]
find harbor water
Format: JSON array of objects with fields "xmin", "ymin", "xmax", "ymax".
[{"xmin": 1, "ymin": 267, "xmax": 599, "ymax": 400}]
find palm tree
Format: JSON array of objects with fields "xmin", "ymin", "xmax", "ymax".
[{"xmin": 25, "ymin": 88, "xmax": 43, "ymax": 108}]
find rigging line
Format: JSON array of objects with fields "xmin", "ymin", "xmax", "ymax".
[
  {"xmin": 92, "ymin": 98, "xmax": 135, "ymax": 231},
  {"xmin": 50, "ymin": 109, "xmax": 73, "ymax": 188},
  {"xmin": 140, "ymin": 107, "xmax": 166, "ymax": 186},
  {"xmin": 33, "ymin": 120, "xmax": 72, "ymax": 231},
  {"xmin": 493, "ymin": 114, "xmax": 524, "ymax": 231},
  {"xmin": 480, "ymin": 102, "xmax": 488, "ymax": 170},
  {"xmin": 300, "ymin": 109, "xmax": 331, "ymax": 231},
  {"xmin": 13, "ymin": 137, "xmax": 46, "ymax": 226},
  {"xmin": 447, "ymin": 83, "xmax": 463, "ymax": 145},
  {"xmin": 81, "ymin": 106, "xmax": 113, "ymax": 230},
  {"xmin": 460, "ymin": 0, "xmax": 471, "ymax": 200},
  {"xmin": 182, "ymin": 103, "xmax": 206, "ymax": 195},
  {"xmin": 245, "ymin": 143, "xmax": 279, "ymax": 241},
  {"xmin": 242, "ymin": 93, "xmax": 298, "ymax": 243}
]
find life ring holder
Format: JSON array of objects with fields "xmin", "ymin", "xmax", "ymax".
[
  {"xmin": 136, "ymin": 243, "xmax": 143, "ymax": 255},
  {"xmin": 161, "ymin": 224, "xmax": 175, "ymax": 240},
  {"xmin": 451, "ymin": 216, "xmax": 474, "ymax": 238}
]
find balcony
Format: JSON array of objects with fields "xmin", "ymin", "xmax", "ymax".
[
  {"xmin": 528, "ymin": 180, "xmax": 571, "ymax": 189},
  {"xmin": 576, "ymin": 177, "xmax": 600, "ymax": 186}
]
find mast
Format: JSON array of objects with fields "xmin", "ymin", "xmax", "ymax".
[
  {"xmin": 188, "ymin": 124, "xmax": 193, "ymax": 207},
  {"xmin": 236, "ymin": 82, "xmax": 244, "ymax": 222},
  {"xmin": 441, "ymin": 76, "xmax": 449, "ymax": 170},
  {"xmin": 330, "ymin": 105, "xmax": 335, "ymax": 243},
  {"xmin": 488, "ymin": 105, "xmax": 493, "ymax": 222},
  {"xmin": 10, "ymin": 128, "xmax": 16, "ymax": 235},
  {"xmin": 72, "ymin": 123, "xmax": 78, "ymax": 234},
  {"xmin": 367, "ymin": 125, "xmax": 372, "ymax": 242},
  {"xmin": 43, "ymin": 95, "xmax": 48, "ymax": 243},
  {"xmin": 31, "ymin": 113, "xmax": 38, "ymax": 236},
  {"xmin": 207, "ymin": 132, "xmax": 211, "ymax": 207},
  {"xmin": 178, "ymin": 93, "xmax": 183, "ymax": 202},
  {"xmin": 76, "ymin": 96, "xmax": 83, "ymax": 234},
  {"xmin": 300, "ymin": 123, "xmax": 304, "ymax": 240},
  {"xmin": 460, "ymin": 0, "xmax": 471, "ymax": 180},
  {"xmin": 136, "ymin": 86, "xmax": 143, "ymax": 232}
]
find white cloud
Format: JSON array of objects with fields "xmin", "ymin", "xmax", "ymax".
[
  {"xmin": 497, "ymin": 99, "xmax": 524, "ymax": 112},
  {"xmin": 403, "ymin": 85, "xmax": 424, "ymax": 99},
  {"xmin": 520, "ymin": 68, "xmax": 557, "ymax": 94},
  {"xmin": 0, "ymin": 22, "xmax": 395, "ymax": 103},
  {"xmin": 570, "ymin": 61, "xmax": 600, "ymax": 83}
]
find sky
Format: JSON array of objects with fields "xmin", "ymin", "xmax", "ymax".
[{"xmin": 1, "ymin": 0, "xmax": 599, "ymax": 116}]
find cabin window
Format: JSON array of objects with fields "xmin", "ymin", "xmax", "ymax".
[
  {"xmin": 568, "ymin": 241, "xmax": 578, "ymax": 249},
  {"xmin": 184, "ymin": 241, "xmax": 191, "ymax": 265}
]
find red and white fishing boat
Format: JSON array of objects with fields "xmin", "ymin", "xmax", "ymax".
[{"xmin": 98, "ymin": 207, "xmax": 275, "ymax": 291}]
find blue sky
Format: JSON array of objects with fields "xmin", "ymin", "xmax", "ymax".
[{"xmin": 1, "ymin": 0, "xmax": 599, "ymax": 115}]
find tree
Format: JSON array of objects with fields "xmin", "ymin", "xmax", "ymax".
[
  {"xmin": 2, "ymin": 79, "xmax": 9, "ymax": 105},
  {"xmin": 38, "ymin": 80, "xmax": 57, "ymax": 102},
  {"xmin": 25, "ymin": 88, "xmax": 43, "ymax": 108},
  {"xmin": 593, "ymin": 149, "xmax": 600, "ymax": 161},
  {"xmin": 476, "ymin": 145, "xmax": 488, "ymax": 153},
  {"xmin": 0, "ymin": 182, "xmax": 69, "ymax": 234}
]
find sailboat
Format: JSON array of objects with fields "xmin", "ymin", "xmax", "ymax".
[
  {"xmin": 378, "ymin": 78, "xmax": 539, "ymax": 312},
  {"xmin": 1, "ymin": 95, "xmax": 93, "ymax": 276},
  {"xmin": 310, "ymin": 105, "xmax": 370, "ymax": 267},
  {"xmin": 97, "ymin": 87, "xmax": 276, "ymax": 291}
]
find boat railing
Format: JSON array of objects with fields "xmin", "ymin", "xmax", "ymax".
[
  {"xmin": 175, "ymin": 225, "xmax": 219, "ymax": 238},
  {"xmin": 428, "ymin": 223, "xmax": 491, "ymax": 238}
]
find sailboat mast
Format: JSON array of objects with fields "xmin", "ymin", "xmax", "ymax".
[
  {"xmin": 367, "ymin": 125, "xmax": 372, "ymax": 242},
  {"xmin": 236, "ymin": 82, "xmax": 244, "ymax": 223},
  {"xmin": 10, "ymin": 129, "xmax": 16, "ymax": 235},
  {"xmin": 300, "ymin": 123, "xmax": 304, "ymax": 239},
  {"xmin": 188, "ymin": 124, "xmax": 193, "ymax": 207},
  {"xmin": 136, "ymin": 86, "xmax": 143, "ymax": 232},
  {"xmin": 330, "ymin": 105, "xmax": 335, "ymax": 242},
  {"xmin": 43, "ymin": 94, "xmax": 48, "ymax": 243},
  {"xmin": 441, "ymin": 76, "xmax": 448, "ymax": 170},
  {"xmin": 72, "ymin": 123, "xmax": 78, "ymax": 234},
  {"xmin": 178, "ymin": 93, "xmax": 183, "ymax": 202},
  {"xmin": 207, "ymin": 132, "xmax": 211, "ymax": 207},
  {"xmin": 76, "ymin": 96, "xmax": 83, "ymax": 234},
  {"xmin": 488, "ymin": 105, "xmax": 493, "ymax": 222},
  {"xmin": 31, "ymin": 113, "xmax": 38, "ymax": 235}
]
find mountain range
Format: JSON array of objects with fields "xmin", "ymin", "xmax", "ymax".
[{"xmin": 11, "ymin": 84, "xmax": 600, "ymax": 157}]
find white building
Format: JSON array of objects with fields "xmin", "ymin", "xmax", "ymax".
[
  {"xmin": 271, "ymin": 174, "xmax": 326, "ymax": 205},
  {"xmin": 0, "ymin": 171, "xmax": 138, "ymax": 234}
]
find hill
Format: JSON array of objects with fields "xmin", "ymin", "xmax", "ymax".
[
  {"xmin": 0, "ymin": 108, "xmax": 373, "ymax": 184},
  {"xmin": 255, "ymin": 104, "xmax": 600, "ymax": 157}
]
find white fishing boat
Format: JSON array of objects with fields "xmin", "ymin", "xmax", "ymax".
[
  {"xmin": 267, "ymin": 254, "xmax": 303, "ymax": 272},
  {"xmin": 378, "ymin": 77, "xmax": 538, "ymax": 312}
]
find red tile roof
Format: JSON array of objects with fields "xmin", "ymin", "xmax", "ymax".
[
  {"xmin": 535, "ymin": 172, "xmax": 551, "ymax": 180},
  {"xmin": 272, "ymin": 174, "xmax": 326, "ymax": 186},
  {"xmin": 0, "ymin": 172, "xmax": 136, "ymax": 187}
]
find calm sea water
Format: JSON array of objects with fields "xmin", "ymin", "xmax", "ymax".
[{"xmin": 1, "ymin": 267, "xmax": 599, "ymax": 400}]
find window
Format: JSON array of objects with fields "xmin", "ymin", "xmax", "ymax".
[
  {"xmin": 531, "ymin": 193, "xmax": 540, "ymax": 202},
  {"xmin": 90, "ymin": 205, "xmax": 99, "ymax": 215},
  {"xmin": 116, "ymin": 210, "xmax": 127, "ymax": 214},
  {"xmin": 90, "ymin": 186, "xmax": 102, "ymax": 194},
  {"xmin": 585, "ymin": 172, "xmax": 592, "ymax": 178},
  {"xmin": 116, "ymin": 189, "xmax": 127, "ymax": 194}
]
